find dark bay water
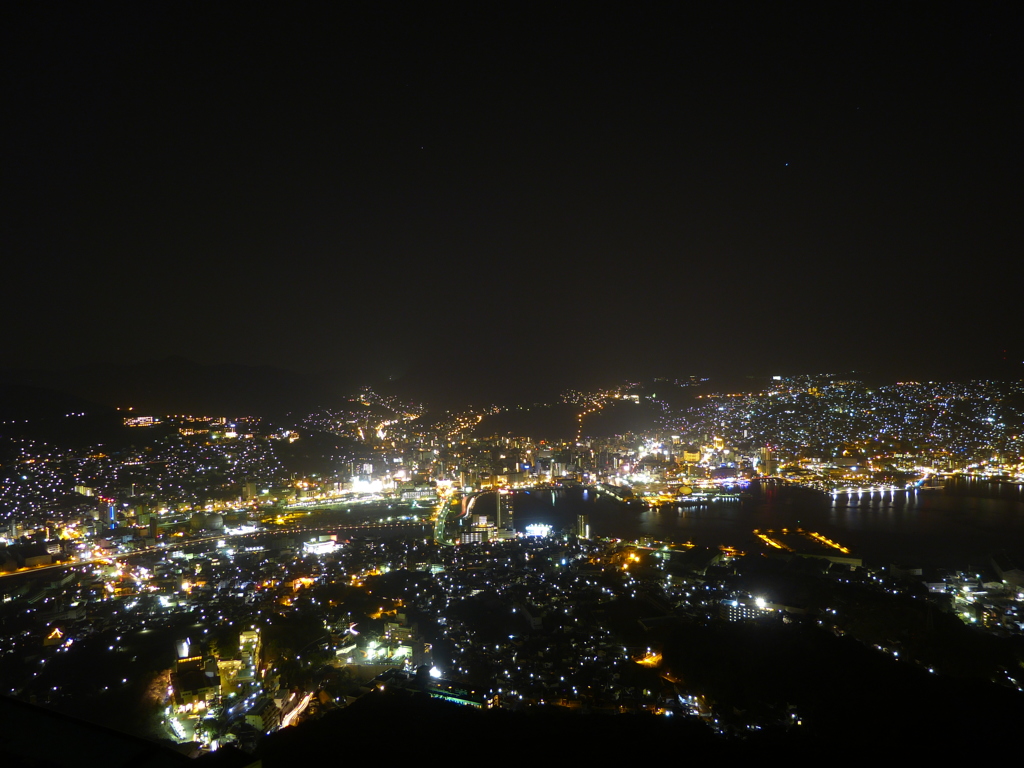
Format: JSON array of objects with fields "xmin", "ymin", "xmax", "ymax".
[{"xmin": 511, "ymin": 486, "xmax": 1024, "ymax": 570}]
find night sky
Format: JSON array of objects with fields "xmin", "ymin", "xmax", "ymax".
[{"xmin": 5, "ymin": 4, "xmax": 1022, "ymax": 388}]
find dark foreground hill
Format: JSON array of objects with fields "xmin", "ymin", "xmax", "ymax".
[{"xmin": 253, "ymin": 678, "xmax": 1005, "ymax": 764}]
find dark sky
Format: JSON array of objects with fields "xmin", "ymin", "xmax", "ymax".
[{"xmin": 4, "ymin": 4, "xmax": 1022, "ymax": 385}]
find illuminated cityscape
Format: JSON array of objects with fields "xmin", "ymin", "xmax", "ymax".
[
  {"xmin": 4, "ymin": 3, "xmax": 1023, "ymax": 764},
  {"xmin": 1, "ymin": 372, "xmax": 1024, "ymax": 761}
]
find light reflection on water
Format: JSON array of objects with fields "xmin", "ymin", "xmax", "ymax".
[{"xmin": 535, "ymin": 487, "xmax": 1024, "ymax": 569}]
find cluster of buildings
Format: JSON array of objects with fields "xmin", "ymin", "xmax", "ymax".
[
  {"xmin": 4, "ymin": 376, "xmax": 1023, "ymax": 556},
  {"xmin": 665, "ymin": 375, "xmax": 1024, "ymax": 482},
  {"xmin": 2, "ymin": 485, "xmax": 1024, "ymax": 752},
  {"xmin": 1, "ymin": 374, "xmax": 1024, "ymax": 752}
]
